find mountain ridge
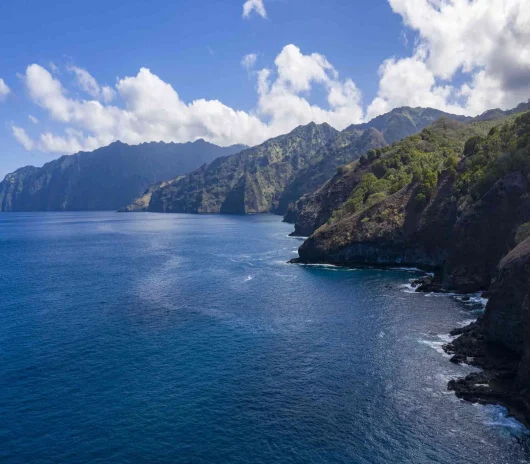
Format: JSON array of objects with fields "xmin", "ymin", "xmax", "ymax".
[
  {"xmin": 129, "ymin": 106, "xmax": 468, "ymax": 215},
  {"xmin": 0, "ymin": 140, "xmax": 246, "ymax": 212}
]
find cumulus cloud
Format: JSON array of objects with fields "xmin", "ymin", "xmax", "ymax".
[
  {"xmin": 0, "ymin": 78, "xmax": 10, "ymax": 101},
  {"xmin": 28, "ymin": 115, "xmax": 39, "ymax": 124},
  {"xmin": 241, "ymin": 53, "xmax": 258, "ymax": 72},
  {"xmin": 14, "ymin": 45, "xmax": 364, "ymax": 154},
  {"xmin": 242, "ymin": 0, "xmax": 267, "ymax": 19},
  {"xmin": 12, "ymin": 126, "xmax": 34, "ymax": 151},
  {"xmin": 11, "ymin": 0, "xmax": 530, "ymax": 156},
  {"xmin": 368, "ymin": 0, "xmax": 530, "ymax": 118},
  {"xmin": 257, "ymin": 45, "xmax": 363, "ymax": 132}
]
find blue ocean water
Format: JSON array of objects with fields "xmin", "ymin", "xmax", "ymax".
[{"xmin": 0, "ymin": 212, "xmax": 528, "ymax": 464}]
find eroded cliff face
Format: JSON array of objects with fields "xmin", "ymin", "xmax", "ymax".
[
  {"xmin": 446, "ymin": 238, "xmax": 530, "ymax": 425},
  {"xmin": 483, "ymin": 238, "xmax": 530, "ymax": 356},
  {"xmin": 289, "ymin": 160, "xmax": 374, "ymax": 237},
  {"xmin": 443, "ymin": 173, "xmax": 530, "ymax": 292}
]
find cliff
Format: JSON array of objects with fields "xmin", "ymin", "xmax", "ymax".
[
  {"xmin": 295, "ymin": 111, "xmax": 530, "ymax": 292},
  {"xmin": 291, "ymin": 105, "xmax": 530, "ymax": 422},
  {"xmin": 446, "ymin": 238, "xmax": 530, "ymax": 425},
  {"xmin": 0, "ymin": 140, "xmax": 245, "ymax": 212}
]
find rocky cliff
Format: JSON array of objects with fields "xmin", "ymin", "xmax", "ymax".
[
  {"xmin": 0, "ymin": 140, "xmax": 245, "ymax": 212},
  {"xmin": 446, "ymin": 238, "xmax": 530, "ymax": 425},
  {"xmin": 292, "ymin": 106, "xmax": 530, "ymax": 422},
  {"xmin": 295, "ymin": 110, "xmax": 530, "ymax": 293}
]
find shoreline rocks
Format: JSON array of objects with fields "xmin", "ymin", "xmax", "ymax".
[{"xmin": 443, "ymin": 238, "xmax": 530, "ymax": 428}]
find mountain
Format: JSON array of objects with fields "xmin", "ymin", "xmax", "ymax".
[
  {"xmin": 291, "ymin": 107, "xmax": 530, "ymax": 423},
  {"xmin": 290, "ymin": 104, "xmax": 530, "ymax": 237},
  {"xmin": 344, "ymin": 106, "xmax": 470, "ymax": 143},
  {"xmin": 294, "ymin": 110, "xmax": 530, "ymax": 291},
  {"xmin": 0, "ymin": 140, "xmax": 245, "ymax": 212},
  {"xmin": 130, "ymin": 106, "xmax": 467, "ymax": 215},
  {"xmin": 281, "ymin": 106, "xmax": 470, "ymax": 222},
  {"xmin": 146, "ymin": 122, "xmax": 340, "ymax": 214}
]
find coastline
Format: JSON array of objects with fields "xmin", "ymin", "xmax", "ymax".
[
  {"xmin": 290, "ymin": 252, "xmax": 530, "ymax": 430},
  {"xmin": 444, "ymin": 320, "xmax": 530, "ymax": 428}
]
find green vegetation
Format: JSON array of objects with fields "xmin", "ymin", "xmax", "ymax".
[
  {"xmin": 326, "ymin": 110, "xmax": 530, "ymax": 225},
  {"xmin": 455, "ymin": 112, "xmax": 530, "ymax": 204},
  {"xmin": 329, "ymin": 118, "xmax": 497, "ymax": 222}
]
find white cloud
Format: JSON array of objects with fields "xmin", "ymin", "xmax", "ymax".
[
  {"xmin": 68, "ymin": 65, "xmax": 102, "ymax": 99},
  {"xmin": 12, "ymin": 126, "xmax": 34, "ymax": 151},
  {"xmin": 257, "ymin": 45, "xmax": 363, "ymax": 132},
  {"xmin": 368, "ymin": 0, "xmax": 530, "ymax": 118},
  {"xmin": 0, "ymin": 78, "xmax": 10, "ymax": 101},
  {"xmin": 14, "ymin": 45, "xmax": 364, "ymax": 154},
  {"xmin": 28, "ymin": 115, "xmax": 39, "ymax": 124},
  {"xmin": 242, "ymin": 0, "xmax": 267, "ymax": 19},
  {"xmin": 101, "ymin": 86, "xmax": 116, "ymax": 103},
  {"xmin": 66, "ymin": 65, "xmax": 117, "ymax": 104},
  {"xmin": 241, "ymin": 53, "xmax": 257, "ymax": 71}
]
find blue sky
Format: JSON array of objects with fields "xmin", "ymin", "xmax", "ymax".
[{"xmin": 0, "ymin": 0, "xmax": 529, "ymax": 178}]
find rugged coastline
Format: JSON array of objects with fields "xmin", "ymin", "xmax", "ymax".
[
  {"xmin": 444, "ymin": 238, "xmax": 530, "ymax": 427},
  {"xmin": 291, "ymin": 109, "xmax": 530, "ymax": 426}
]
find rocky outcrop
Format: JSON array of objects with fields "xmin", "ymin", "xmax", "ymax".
[
  {"xmin": 445, "ymin": 238, "xmax": 530, "ymax": 426},
  {"xmin": 288, "ymin": 159, "xmax": 374, "ymax": 237},
  {"xmin": 118, "ymin": 179, "xmax": 181, "ymax": 212},
  {"xmin": 0, "ymin": 140, "xmax": 245, "ymax": 212}
]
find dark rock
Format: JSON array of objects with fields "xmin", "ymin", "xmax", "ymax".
[
  {"xmin": 412, "ymin": 275, "xmax": 444, "ymax": 293},
  {"xmin": 445, "ymin": 240, "xmax": 530, "ymax": 426},
  {"xmin": 450, "ymin": 354, "xmax": 467, "ymax": 364},
  {"xmin": 443, "ymin": 172, "xmax": 530, "ymax": 292},
  {"xmin": 450, "ymin": 320, "xmax": 480, "ymax": 337}
]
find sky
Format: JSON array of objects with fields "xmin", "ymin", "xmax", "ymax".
[{"xmin": 0, "ymin": 0, "xmax": 529, "ymax": 178}]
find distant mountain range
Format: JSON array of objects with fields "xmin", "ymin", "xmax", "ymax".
[
  {"xmin": 0, "ymin": 140, "xmax": 246, "ymax": 212},
  {"xmin": 126, "ymin": 106, "xmax": 469, "ymax": 215},
  {"xmin": 3, "ymin": 103, "xmax": 528, "ymax": 215}
]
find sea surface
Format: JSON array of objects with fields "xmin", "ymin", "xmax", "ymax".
[{"xmin": 0, "ymin": 212, "xmax": 528, "ymax": 464}]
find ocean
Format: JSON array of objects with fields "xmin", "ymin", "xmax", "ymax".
[{"xmin": 0, "ymin": 212, "xmax": 528, "ymax": 463}]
